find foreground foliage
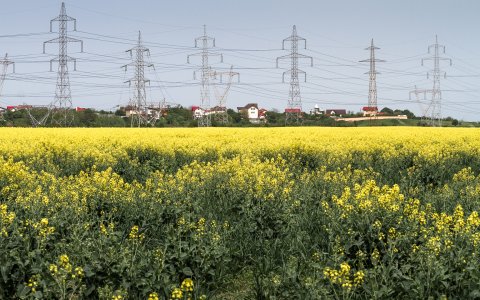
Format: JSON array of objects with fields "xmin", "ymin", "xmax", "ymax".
[{"xmin": 1, "ymin": 127, "xmax": 480, "ymax": 299}]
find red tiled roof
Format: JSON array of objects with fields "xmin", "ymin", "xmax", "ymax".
[
  {"xmin": 258, "ymin": 108, "xmax": 268, "ymax": 117},
  {"xmin": 285, "ymin": 108, "xmax": 302, "ymax": 113},
  {"xmin": 362, "ymin": 106, "xmax": 378, "ymax": 111}
]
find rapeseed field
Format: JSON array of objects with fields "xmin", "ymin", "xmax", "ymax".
[{"xmin": 1, "ymin": 127, "xmax": 480, "ymax": 299}]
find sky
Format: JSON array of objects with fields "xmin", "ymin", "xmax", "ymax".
[{"xmin": 1, "ymin": 0, "xmax": 480, "ymax": 121}]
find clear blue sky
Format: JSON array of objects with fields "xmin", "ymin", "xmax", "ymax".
[{"xmin": 1, "ymin": 0, "xmax": 480, "ymax": 120}]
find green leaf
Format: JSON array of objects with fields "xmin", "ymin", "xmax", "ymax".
[
  {"xmin": 469, "ymin": 290, "xmax": 480, "ymax": 298},
  {"xmin": 182, "ymin": 267, "xmax": 193, "ymax": 276}
]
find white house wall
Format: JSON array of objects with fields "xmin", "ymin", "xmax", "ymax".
[{"xmin": 248, "ymin": 107, "xmax": 258, "ymax": 119}]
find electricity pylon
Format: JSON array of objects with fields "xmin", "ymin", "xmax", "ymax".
[
  {"xmin": 276, "ymin": 25, "xmax": 313, "ymax": 125},
  {"xmin": 360, "ymin": 39, "xmax": 384, "ymax": 117},
  {"xmin": 0, "ymin": 54, "xmax": 14, "ymax": 121},
  {"xmin": 212, "ymin": 66, "xmax": 239, "ymax": 124},
  {"xmin": 410, "ymin": 35, "xmax": 452, "ymax": 126},
  {"xmin": 409, "ymin": 85, "xmax": 430, "ymax": 124},
  {"xmin": 123, "ymin": 31, "xmax": 155, "ymax": 127},
  {"xmin": 43, "ymin": 2, "xmax": 84, "ymax": 127},
  {"xmin": 187, "ymin": 25, "xmax": 223, "ymax": 127},
  {"xmin": 0, "ymin": 54, "xmax": 14, "ymax": 100}
]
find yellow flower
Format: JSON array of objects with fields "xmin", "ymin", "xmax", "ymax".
[
  {"xmin": 181, "ymin": 278, "xmax": 194, "ymax": 292},
  {"xmin": 74, "ymin": 266, "xmax": 84, "ymax": 278},
  {"xmin": 59, "ymin": 254, "xmax": 69, "ymax": 265},
  {"xmin": 26, "ymin": 275, "xmax": 39, "ymax": 293},
  {"xmin": 49, "ymin": 264, "xmax": 58, "ymax": 274},
  {"xmin": 340, "ymin": 262, "xmax": 350, "ymax": 275},
  {"xmin": 311, "ymin": 251, "xmax": 321, "ymax": 262},
  {"xmin": 128, "ymin": 225, "xmax": 140, "ymax": 240},
  {"xmin": 148, "ymin": 292, "xmax": 159, "ymax": 300},
  {"xmin": 171, "ymin": 287, "xmax": 183, "ymax": 299},
  {"xmin": 271, "ymin": 274, "xmax": 281, "ymax": 287},
  {"xmin": 341, "ymin": 281, "xmax": 353, "ymax": 290},
  {"xmin": 388, "ymin": 227, "xmax": 396, "ymax": 239},
  {"xmin": 40, "ymin": 218, "xmax": 49, "ymax": 227},
  {"xmin": 371, "ymin": 248, "xmax": 380, "ymax": 263},
  {"xmin": 354, "ymin": 270, "xmax": 365, "ymax": 286},
  {"xmin": 372, "ymin": 220, "xmax": 382, "ymax": 230},
  {"xmin": 100, "ymin": 223, "xmax": 108, "ymax": 235}
]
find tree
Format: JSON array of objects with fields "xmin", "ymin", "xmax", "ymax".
[
  {"xmin": 401, "ymin": 109, "xmax": 415, "ymax": 119},
  {"xmin": 227, "ymin": 109, "xmax": 242, "ymax": 123},
  {"xmin": 267, "ymin": 112, "xmax": 277, "ymax": 124},
  {"xmin": 115, "ymin": 109, "xmax": 126, "ymax": 117},
  {"xmin": 381, "ymin": 107, "xmax": 394, "ymax": 115},
  {"xmin": 77, "ymin": 109, "xmax": 98, "ymax": 127}
]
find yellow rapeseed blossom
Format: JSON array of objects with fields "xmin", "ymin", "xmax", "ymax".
[
  {"xmin": 353, "ymin": 270, "xmax": 365, "ymax": 286},
  {"xmin": 148, "ymin": 292, "xmax": 159, "ymax": 300},
  {"xmin": 26, "ymin": 275, "xmax": 39, "ymax": 293},
  {"xmin": 0, "ymin": 204, "xmax": 15, "ymax": 237},
  {"xmin": 324, "ymin": 262, "xmax": 365, "ymax": 290},
  {"xmin": 74, "ymin": 267, "xmax": 84, "ymax": 278},
  {"xmin": 171, "ymin": 287, "xmax": 183, "ymax": 299},
  {"xmin": 59, "ymin": 254, "xmax": 69, "ymax": 266},
  {"xmin": 100, "ymin": 223, "xmax": 108, "ymax": 235},
  {"xmin": 128, "ymin": 225, "xmax": 144, "ymax": 240},
  {"xmin": 371, "ymin": 248, "xmax": 380, "ymax": 264},
  {"xmin": 372, "ymin": 220, "xmax": 382, "ymax": 230},
  {"xmin": 181, "ymin": 278, "xmax": 194, "ymax": 292},
  {"xmin": 49, "ymin": 264, "xmax": 58, "ymax": 274}
]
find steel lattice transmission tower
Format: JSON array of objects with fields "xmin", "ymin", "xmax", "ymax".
[
  {"xmin": 123, "ymin": 31, "xmax": 155, "ymax": 127},
  {"xmin": 43, "ymin": 2, "xmax": 83, "ymax": 126},
  {"xmin": 0, "ymin": 54, "xmax": 15, "ymax": 99},
  {"xmin": 0, "ymin": 54, "xmax": 14, "ymax": 121},
  {"xmin": 409, "ymin": 85, "xmax": 430, "ymax": 123},
  {"xmin": 360, "ymin": 39, "xmax": 385, "ymax": 116},
  {"xmin": 188, "ymin": 25, "xmax": 223, "ymax": 127},
  {"xmin": 276, "ymin": 25, "xmax": 313, "ymax": 125},
  {"xmin": 410, "ymin": 35, "xmax": 452, "ymax": 126},
  {"xmin": 212, "ymin": 66, "xmax": 239, "ymax": 124}
]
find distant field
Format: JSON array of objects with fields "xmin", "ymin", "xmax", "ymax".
[{"xmin": 1, "ymin": 127, "xmax": 480, "ymax": 299}]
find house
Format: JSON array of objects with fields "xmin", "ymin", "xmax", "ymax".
[
  {"xmin": 310, "ymin": 104, "xmax": 324, "ymax": 115},
  {"xmin": 285, "ymin": 108, "xmax": 302, "ymax": 114},
  {"xmin": 237, "ymin": 103, "xmax": 268, "ymax": 123},
  {"xmin": 75, "ymin": 107, "xmax": 87, "ymax": 112},
  {"xmin": 258, "ymin": 108, "xmax": 268, "ymax": 122},
  {"xmin": 211, "ymin": 106, "xmax": 227, "ymax": 113},
  {"xmin": 237, "ymin": 103, "xmax": 259, "ymax": 119},
  {"xmin": 6, "ymin": 105, "xmax": 32, "ymax": 112},
  {"xmin": 362, "ymin": 106, "xmax": 378, "ymax": 116},
  {"xmin": 121, "ymin": 105, "xmax": 135, "ymax": 117},
  {"xmin": 121, "ymin": 105, "xmax": 160, "ymax": 118},
  {"xmin": 192, "ymin": 106, "xmax": 205, "ymax": 119},
  {"xmin": 325, "ymin": 109, "xmax": 347, "ymax": 117}
]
